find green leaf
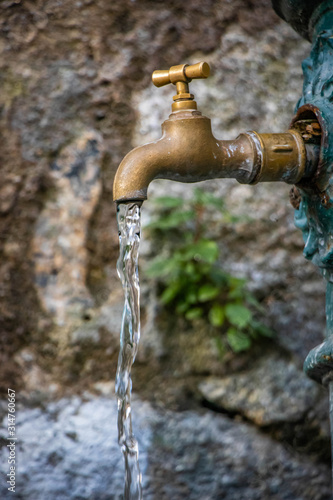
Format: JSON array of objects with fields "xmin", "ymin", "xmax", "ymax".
[
  {"xmin": 198, "ymin": 284, "xmax": 220, "ymax": 302},
  {"xmin": 227, "ymin": 327, "xmax": 252, "ymax": 352},
  {"xmin": 185, "ymin": 289, "xmax": 198, "ymax": 305},
  {"xmin": 160, "ymin": 282, "xmax": 182, "ymax": 304},
  {"xmin": 152, "ymin": 196, "xmax": 184, "ymax": 209},
  {"xmin": 183, "ymin": 261, "xmax": 202, "ymax": 283},
  {"xmin": 221, "ymin": 212, "xmax": 243, "ymax": 224},
  {"xmin": 145, "ymin": 256, "xmax": 179, "ymax": 278},
  {"xmin": 209, "ymin": 304, "xmax": 225, "ymax": 327},
  {"xmin": 184, "ymin": 261, "xmax": 196, "ymax": 275},
  {"xmin": 250, "ymin": 320, "xmax": 274, "ymax": 338},
  {"xmin": 146, "ymin": 210, "xmax": 194, "ymax": 230},
  {"xmin": 193, "ymin": 188, "xmax": 225, "ymax": 211},
  {"xmin": 185, "ymin": 307, "xmax": 203, "ymax": 320},
  {"xmin": 245, "ymin": 293, "xmax": 265, "ymax": 313},
  {"xmin": 184, "ymin": 239, "xmax": 219, "ymax": 264},
  {"xmin": 211, "ymin": 267, "xmax": 228, "ymax": 287},
  {"xmin": 227, "ymin": 276, "xmax": 247, "ymax": 299},
  {"xmin": 229, "ymin": 276, "xmax": 247, "ymax": 288},
  {"xmin": 225, "ymin": 303, "xmax": 252, "ymax": 328},
  {"xmin": 228, "ymin": 288, "xmax": 245, "ymax": 300},
  {"xmin": 176, "ymin": 301, "xmax": 190, "ymax": 314}
]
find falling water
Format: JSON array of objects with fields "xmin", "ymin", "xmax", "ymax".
[{"xmin": 116, "ymin": 202, "xmax": 142, "ymax": 500}]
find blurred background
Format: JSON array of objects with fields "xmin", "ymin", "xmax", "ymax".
[{"xmin": 0, "ymin": 0, "xmax": 332, "ymax": 498}]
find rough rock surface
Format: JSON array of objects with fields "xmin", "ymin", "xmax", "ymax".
[
  {"xmin": 198, "ymin": 354, "xmax": 321, "ymax": 426},
  {"xmin": 0, "ymin": 395, "xmax": 331, "ymax": 500},
  {"xmin": 32, "ymin": 130, "xmax": 103, "ymax": 325}
]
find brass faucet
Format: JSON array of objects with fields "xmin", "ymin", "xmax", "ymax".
[{"xmin": 113, "ymin": 62, "xmax": 318, "ymax": 203}]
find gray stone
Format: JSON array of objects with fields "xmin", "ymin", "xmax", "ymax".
[
  {"xmin": 145, "ymin": 407, "xmax": 331, "ymax": 500},
  {"xmin": 198, "ymin": 354, "xmax": 321, "ymax": 425},
  {"xmin": 0, "ymin": 395, "xmax": 330, "ymax": 499},
  {"xmin": 32, "ymin": 130, "xmax": 103, "ymax": 326}
]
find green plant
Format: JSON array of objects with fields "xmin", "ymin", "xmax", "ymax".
[{"xmin": 144, "ymin": 188, "xmax": 273, "ymax": 354}]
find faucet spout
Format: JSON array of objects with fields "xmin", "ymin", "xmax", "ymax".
[{"xmin": 113, "ymin": 108, "xmax": 308, "ymax": 203}]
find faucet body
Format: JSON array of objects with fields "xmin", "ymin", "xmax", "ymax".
[
  {"xmin": 113, "ymin": 108, "xmax": 309, "ymax": 203},
  {"xmin": 113, "ymin": 61, "xmax": 317, "ymax": 204}
]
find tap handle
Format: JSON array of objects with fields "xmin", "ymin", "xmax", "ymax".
[
  {"xmin": 152, "ymin": 62, "xmax": 210, "ymax": 112},
  {"xmin": 152, "ymin": 62, "xmax": 210, "ymax": 88}
]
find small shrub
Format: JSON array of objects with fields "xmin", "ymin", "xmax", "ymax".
[{"xmin": 144, "ymin": 188, "xmax": 273, "ymax": 354}]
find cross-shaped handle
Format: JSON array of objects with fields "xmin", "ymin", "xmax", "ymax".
[
  {"xmin": 152, "ymin": 62, "xmax": 210, "ymax": 112},
  {"xmin": 152, "ymin": 62, "xmax": 210, "ymax": 87}
]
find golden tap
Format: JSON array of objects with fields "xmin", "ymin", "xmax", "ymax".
[
  {"xmin": 152, "ymin": 62, "xmax": 210, "ymax": 111},
  {"xmin": 113, "ymin": 62, "xmax": 318, "ymax": 203}
]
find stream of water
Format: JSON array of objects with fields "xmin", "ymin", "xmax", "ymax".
[{"xmin": 116, "ymin": 202, "xmax": 143, "ymax": 500}]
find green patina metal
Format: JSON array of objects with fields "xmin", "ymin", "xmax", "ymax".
[
  {"xmin": 305, "ymin": 282, "xmax": 333, "ymax": 384},
  {"xmin": 272, "ymin": 0, "xmax": 328, "ymax": 40},
  {"xmin": 288, "ymin": 2, "xmax": 333, "ymax": 384}
]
